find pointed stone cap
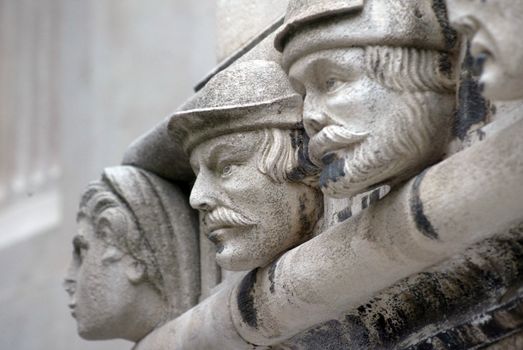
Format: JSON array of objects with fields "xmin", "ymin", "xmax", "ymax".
[
  {"xmin": 275, "ymin": 0, "xmax": 457, "ymax": 70},
  {"xmin": 169, "ymin": 60, "xmax": 302, "ymax": 154}
]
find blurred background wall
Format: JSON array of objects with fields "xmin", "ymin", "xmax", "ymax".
[{"xmin": 0, "ymin": 0, "xmax": 216, "ymax": 349}]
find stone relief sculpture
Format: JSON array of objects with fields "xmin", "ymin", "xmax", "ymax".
[
  {"xmin": 446, "ymin": 0, "xmax": 523, "ymax": 102},
  {"xmin": 70, "ymin": 0, "xmax": 523, "ymax": 349},
  {"xmin": 276, "ymin": 0, "xmax": 457, "ymax": 199},
  {"xmin": 168, "ymin": 59, "xmax": 323, "ymax": 272},
  {"xmin": 63, "ymin": 166, "xmax": 199, "ymax": 344}
]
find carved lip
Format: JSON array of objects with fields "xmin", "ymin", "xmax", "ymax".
[
  {"xmin": 206, "ymin": 225, "xmax": 254, "ymax": 243},
  {"xmin": 309, "ymin": 125, "xmax": 368, "ymax": 165},
  {"xmin": 206, "ymin": 227, "xmax": 235, "ymax": 243},
  {"xmin": 69, "ymin": 304, "xmax": 77, "ymax": 319}
]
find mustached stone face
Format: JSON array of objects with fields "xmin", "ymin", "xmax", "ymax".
[
  {"xmin": 447, "ymin": 0, "xmax": 523, "ymax": 101},
  {"xmin": 289, "ymin": 48, "xmax": 450, "ymax": 198},
  {"xmin": 189, "ymin": 131, "xmax": 318, "ymax": 271}
]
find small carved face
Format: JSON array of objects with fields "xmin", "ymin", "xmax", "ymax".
[
  {"xmin": 189, "ymin": 131, "xmax": 318, "ymax": 271},
  {"xmin": 447, "ymin": 0, "xmax": 523, "ymax": 101},
  {"xmin": 64, "ymin": 215, "xmax": 139, "ymax": 340},
  {"xmin": 290, "ymin": 48, "xmax": 426, "ymax": 198}
]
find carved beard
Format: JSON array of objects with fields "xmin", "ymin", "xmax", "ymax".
[{"xmin": 319, "ymin": 92, "xmax": 445, "ymax": 199}]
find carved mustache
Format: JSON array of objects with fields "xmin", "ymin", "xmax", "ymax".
[
  {"xmin": 204, "ymin": 207, "xmax": 256, "ymax": 232},
  {"xmin": 308, "ymin": 125, "xmax": 369, "ymax": 166}
]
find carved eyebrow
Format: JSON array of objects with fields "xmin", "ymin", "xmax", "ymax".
[
  {"xmin": 207, "ymin": 142, "xmax": 242, "ymax": 169},
  {"xmin": 72, "ymin": 235, "xmax": 89, "ymax": 251}
]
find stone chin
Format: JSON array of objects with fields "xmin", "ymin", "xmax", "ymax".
[
  {"xmin": 213, "ymin": 226, "xmax": 277, "ymax": 271},
  {"xmin": 76, "ymin": 320, "xmax": 108, "ymax": 341},
  {"xmin": 319, "ymin": 151, "xmax": 403, "ymax": 199}
]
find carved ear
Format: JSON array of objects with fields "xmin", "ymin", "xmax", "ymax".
[
  {"xmin": 125, "ymin": 260, "xmax": 146, "ymax": 284},
  {"xmin": 101, "ymin": 246, "xmax": 125, "ymax": 264}
]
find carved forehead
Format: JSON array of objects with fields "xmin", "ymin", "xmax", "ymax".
[
  {"xmin": 190, "ymin": 131, "xmax": 263, "ymax": 165},
  {"xmin": 288, "ymin": 48, "xmax": 365, "ymax": 80}
]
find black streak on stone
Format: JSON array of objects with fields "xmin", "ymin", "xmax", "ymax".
[
  {"xmin": 369, "ymin": 189, "xmax": 381, "ymax": 206},
  {"xmin": 288, "ymin": 128, "xmax": 321, "ymax": 183},
  {"xmin": 431, "ymin": 0, "xmax": 458, "ymax": 50},
  {"xmin": 290, "ymin": 320, "xmax": 353, "ymax": 350},
  {"xmin": 454, "ymin": 43, "xmax": 489, "ymax": 140},
  {"xmin": 298, "ymin": 193, "xmax": 313, "ymax": 238},
  {"xmin": 268, "ymin": 260, "xmax": 278, "ymax": 294},
  {"xmin": 337, "ymin": 206, "xmax": 353, "ymax": 222},
  {"xmin": 410, "ymin": 170, "xmax": 439, "ymax": 240},
  {"xmin": 361, "ymin": 195, "xmax": 369, "ymax": 210},
  {"xmin": 237, "ymin": 269, "xmax": 258, "ymax": 329},
  {"xmin": 320, "ymin": 158, "xmax": 346, "ymax": 188}
]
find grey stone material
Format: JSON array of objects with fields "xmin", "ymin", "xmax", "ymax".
[
  {"xmin": 169, "ymin": 59, "xmax": 323, "ymax": 272},
  {"xmin": 75, "ymin": 0, "xmax": 523, "ymax": 348},
  {"xmin": 283, "ymin": 222, "xmax": 523, "ymax": 349},
  {"xmin": 64, "ymin": 166, "xmax": 200, "ymax": 343},
  {"xmin": 446, "ymin": 0, "xmax": 523, "ymax": 102},
  {"xmin": 122, "ymin": 119, "xmax": 194, "ymax": 183},
  {"xmin": 276, "ymin": 0, "xmax": 458, "ymax": 69}
]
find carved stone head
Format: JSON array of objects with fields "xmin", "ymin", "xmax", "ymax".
[
  {"xmin": 446, "ymin": 0, "xmax": 523, "ymax": 101},
  {"xmin": 64, "ymin": 166, "xmax": 199, "ymax": 342},
  {"xmin": 275, "ymin": 0, "xmax": 457, "ymax": 199},
  {"xmin": 169, "ymin": 60, "xmax": 322, "ymax": 271}
]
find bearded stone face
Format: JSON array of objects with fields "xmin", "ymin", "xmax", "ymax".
[
  {"xmin": 447, "ymin": 0, "xmax": 523, "ymax": 101},
  {"xmin": 288, "ymin": 47, "xmax": 454, "ymax": 198}
]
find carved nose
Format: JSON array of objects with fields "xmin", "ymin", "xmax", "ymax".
[
  {"xmin": 303, "ymin": 96, "xmax": 329, "ymax": 136},
  {"xmin": 63, "ymin": 277, "xmax": 76, "ymax": 297},
  {"xmin": 190, "ymin": 174, "xmax": 217, "ymax": 212}
]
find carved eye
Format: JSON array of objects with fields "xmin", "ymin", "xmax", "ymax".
[
  {"xmin": 220, "ymin": 164, "xmax": 234, "ymax": 178},
  {"xmin": 73, "ymin": 235, "xmax": 89, "ymax": 262},
  {"xmin": 325, "ymin": 77, "xmax": 345, "ymax": 93}
]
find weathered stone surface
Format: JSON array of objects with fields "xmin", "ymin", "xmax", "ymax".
[
  {"xmin": 77, "ymin": 0, "xmax": 523, "ymax": 349},
  {"xmin": 283, "ymin": 222, "xmax": 523, "ymax": 349},
  {"xmin": 64, "ymin": 166, "xmax": 200, "ymax": 343},
  {"xmin": 446, "ymin": 0, "xmax": 523, "ymax": 101},
  {"xmin": 169, "ymin": 60, "xmax": 322, "ymax": 272},
  {"xmin": 216, "ymin": 0, "xmax": 288, "ymax": 61}
]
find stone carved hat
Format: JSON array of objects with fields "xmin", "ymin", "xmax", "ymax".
[
  {"xmin": 168, "ymin": 60, "xmax": 302, "ymax": 154},
  {"xmin": 98, "ymin": 166, "xmax": 199, "ymax": 319},
  {"xmin": 274, "ymin": 0, "xmax": 457, "ymax": 70}
]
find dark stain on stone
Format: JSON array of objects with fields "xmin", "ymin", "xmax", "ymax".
[
  {"xmin": 320, "ymin": 157, "xmax": 346, "ymax": 188},
  {"xmin": 237, "ymin": 269, "xmax": 259, "ymax": 329},
  {"xmin": 431, "ymin": 0, "xmax": 458, "ymax": 50},
  {"xmin": 454, "ymin": 43, "xmax": 489, "ymax": 140},
  {"xmin": 490, "ymin": 104, "xmax": 497, "ymax": 116},
  {"xmin": 268, "ymin": 258, "xmax": 278, "ymax": 294},
  {"xmin": 410, "ymin": 170, "xmax": 439, "ymax": 240},
  {"xmin": 337, "ymin": 206, "xmax": 353, "ymax": 222},
  {"xmin": 477, "ymin": 128, "xmax": 486, "ymax": 141},
  {"xmin": 472, "ymin": 52, "xmax": 487, "ymax": 77},
  {"xmin": 438, "ymin": 52, "xmax": 453, "ymax": 76},
  {"xmin": 288, "ymin": 128, "xmax": 321, "ymax": 183},
  {"xmin": 435, "ymin": 329, "xmax": 461, "ymax": 348},
  {"xmin": 406, "ymin": 295, "xmax": 523, "ymax": 349},
  {"xmin": 369, "ymin": 188, "xmax": 381, "ymax": 206},
  {"xmin": 288, "ymin": 320, "xmax": 353, "ymax": 350},
  {"xmin": 285, "ymin": 222, "xmax": 523, "ymax": 350},
  {"xmin": 362, "ymin": 195, "xmax": 369, "ymax": 210},
  {"xmin": 298, "ymin": 193, "xmax": 314, "ymax": 238}
]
